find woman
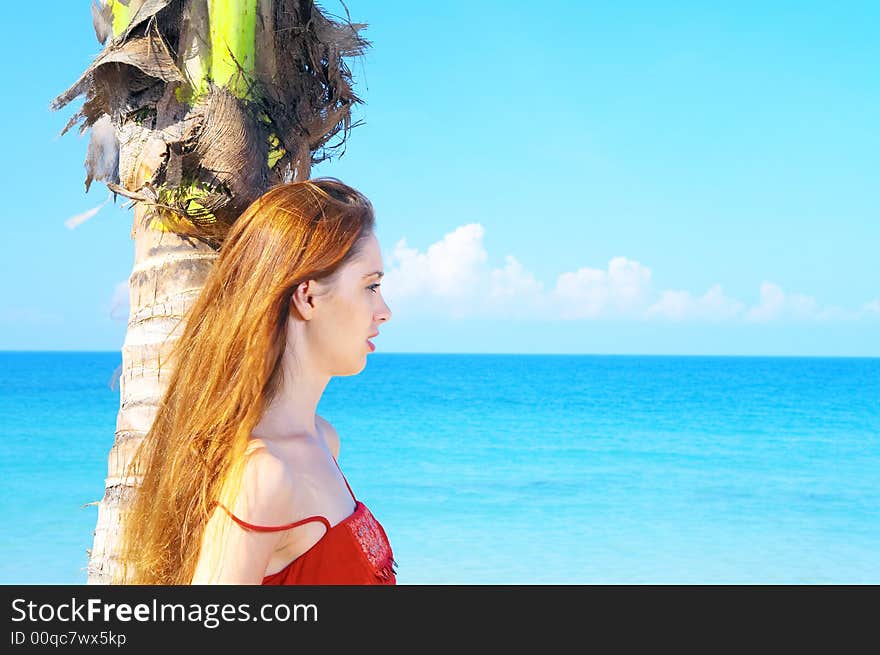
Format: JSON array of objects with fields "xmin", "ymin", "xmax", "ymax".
[{"xmin": 114, "ymin": 178, "xmax": 395, "ymax": 585}]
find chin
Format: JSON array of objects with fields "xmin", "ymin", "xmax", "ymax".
[{"xmin": 339, "ymin": 357, "xmax": 367, "ymax": 377}]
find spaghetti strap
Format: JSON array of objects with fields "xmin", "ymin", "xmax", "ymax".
[
  {"xmin": 331, "ymin": 457, "xmax": 357, "ymax": 502},
  {"xmin": 214, "ymin": 502, "xmax": 332, "ymax": 533},
  {"xmin": 213, "ymin": 456, "xmax": 354, "ymax": 531}
]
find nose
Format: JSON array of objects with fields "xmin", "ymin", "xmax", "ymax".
[{"xmin": 376, "ymin": 298, "xmax": 392, "ymax": 323}]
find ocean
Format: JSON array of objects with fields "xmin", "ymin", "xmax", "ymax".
[{"xmin": 1, "ymin": 351, "xmax": 878, "ymax": 584}]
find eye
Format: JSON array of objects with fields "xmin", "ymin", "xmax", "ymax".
[{"xmin": 368, "ymin": 283, "xmax": 381, "ymax": 294}]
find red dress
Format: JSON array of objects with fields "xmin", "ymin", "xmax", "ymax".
[{"xmin": 216, "ymin": 459, "xmax": 397, "ymax": 585}]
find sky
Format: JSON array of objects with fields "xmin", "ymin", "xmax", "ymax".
[{"xmin": 0, "ymin": 1, "xmax": 877, "ymax": 355}]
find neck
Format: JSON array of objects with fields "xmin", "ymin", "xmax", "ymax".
[{"xmin": 252, "ymin": 345, "xmax": 330, "ymax": 440}]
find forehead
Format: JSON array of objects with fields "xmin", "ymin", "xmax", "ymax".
[
  {"xmin": 353, "ymin": 233, "xmax": 383, "ymax": 267},
  {"xmin": 341, "ymin": 234, "xmax": 383, "ymax": 278}
]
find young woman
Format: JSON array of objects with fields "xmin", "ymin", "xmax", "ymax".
[{"xmin": 114, "ymin": 178, "xmax": 396, "ymax": 585}]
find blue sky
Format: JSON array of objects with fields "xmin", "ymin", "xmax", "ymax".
[{"xmin": 1, "ymin": 1, "xmax": 877, "ymax": 355}]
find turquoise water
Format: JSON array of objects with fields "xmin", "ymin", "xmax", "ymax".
[{"xmin": 1, "ymin": 351, "xmax": 878, "ymax": 584}]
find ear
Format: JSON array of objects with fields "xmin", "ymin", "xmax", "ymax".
[{"xmin": 290, "ymin": 280, "xmax": 317, "ymax": 320}]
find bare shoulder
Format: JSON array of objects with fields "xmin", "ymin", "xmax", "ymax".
[
  {"xmin": 229, "ymin": 439, "xmax": 298, "ymax": 526},
  {"xmin": 192, "ymin": 441, "xmax": 295, "ymax": 583},
  {"xmin": 316, "ymin": 414, "xmax": 340, "ymax": 461}
]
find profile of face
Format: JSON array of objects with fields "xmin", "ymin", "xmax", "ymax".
[{"xmin": 289, "ymin": 232, "xmax": 392, "ymax": 376}]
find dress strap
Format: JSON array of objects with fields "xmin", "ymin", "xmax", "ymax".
[
  {"xmin": 332, "ymin": 457, "xmax": 357, "ymax": 503},
  {"xmin": 214, "ymin": 456, "xmax": 355, "ymax": 530},
  {"xmin": 213, "ymin": 502, "xmax": 332, "ymax": 533}
]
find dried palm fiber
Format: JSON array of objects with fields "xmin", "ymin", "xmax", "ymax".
[{"xmin": 52, "ymin": 0, "xmax": 369, "ymax": 244}]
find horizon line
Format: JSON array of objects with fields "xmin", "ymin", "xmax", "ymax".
[{"xmin": 0, "ymin": 350, "xmax": 878, "ymax": 359}]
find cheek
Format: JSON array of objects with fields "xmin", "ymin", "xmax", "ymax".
[
  {"xmin": 339, "ymin": 293, "xmax": 371, "ymax": 332},
  {"xmin": 357, "ymin": 290, "xmax": 374, "ymax": 314}
]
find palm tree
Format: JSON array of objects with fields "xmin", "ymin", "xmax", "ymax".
[{"xmin": 52, "ymin": 0, "xmax": 369, "ymax": 584}]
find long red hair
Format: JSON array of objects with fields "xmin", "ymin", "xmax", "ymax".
[{"xmin": 114, "ymin": 178, "xmax": 375, "ymax": 584}]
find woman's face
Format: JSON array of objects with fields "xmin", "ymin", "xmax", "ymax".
[{"xmin": 293, "ymin": 232, "xmax": 392, "ymax": 376}]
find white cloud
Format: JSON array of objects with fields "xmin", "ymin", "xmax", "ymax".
[
  {"xmin": 647, "ymin": 284, "xmax": 745, "ymax": 322},
  {"xmin": 65, "ymin": 193, "xmax": 112, "ymax": 229},
  {"xmin": 552, "ymin": 266, "xmax": 608, "ymax": 319},
  {"xmin": 607, "ymin": 257, "xmax": 654, "ymax": 311},
  {"xmin": 788, "ymin": 292, "xmax": 820, "ymax": 320},
  {"xmin": 487, "ymin": 255, "xmax": 547, "ymax": 318},
  {"xmin": 489, "ymin": 255, "xmax": 544, "ymax": 299},
  {"xmin": 745, "ymin": 282, "xmax": 787, "ymax": 323},
  {"xmin": 646, "ymin": 289, "xmax": 691, "ymax": 321},
  {"xmin": 550, "ymin": 257, "xmax": 653, "ymax": 319},
  {"xmin": 743, "ymin": 282, "xmax": 862, "ymax": 323},
  {"xmin": 383, "ymin": 224, "xmax": 488, "ymax": 315},
  {"xmin": 383, "ymin": 223, "xmax": 547, "ymax": 319},
  {"xmin": 858, "ymin": 299, "xmax": 880, "ymax": 320},
  {"xmin": 376, "ymin": 223, "xmax": 875, "ymax": 325}
]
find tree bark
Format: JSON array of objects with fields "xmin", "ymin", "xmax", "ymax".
[
  {"xmin": 72, "ymin": 0, "xmax": 360, "ymax": 583},
  {"xmin": 87, "ymin": 204, "xmax": 218, "ymax": 584}
]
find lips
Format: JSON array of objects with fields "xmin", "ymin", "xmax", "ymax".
[{"xmin": 367, "ymin": 331, "xmax": 379, "ymax": 352}]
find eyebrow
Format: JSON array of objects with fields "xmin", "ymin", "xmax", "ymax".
[{"xmin": 362, "ymin": 271, "xmax": 384, "ymax": 279}]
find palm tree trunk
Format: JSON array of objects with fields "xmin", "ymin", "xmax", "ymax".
[
  {"xmin": 87, "ymin": 204, "xmax": 220, "ymax": 584},
  {"xmin": 53, "ymin": 0, "xmax": 368, "ymax": 583}
]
